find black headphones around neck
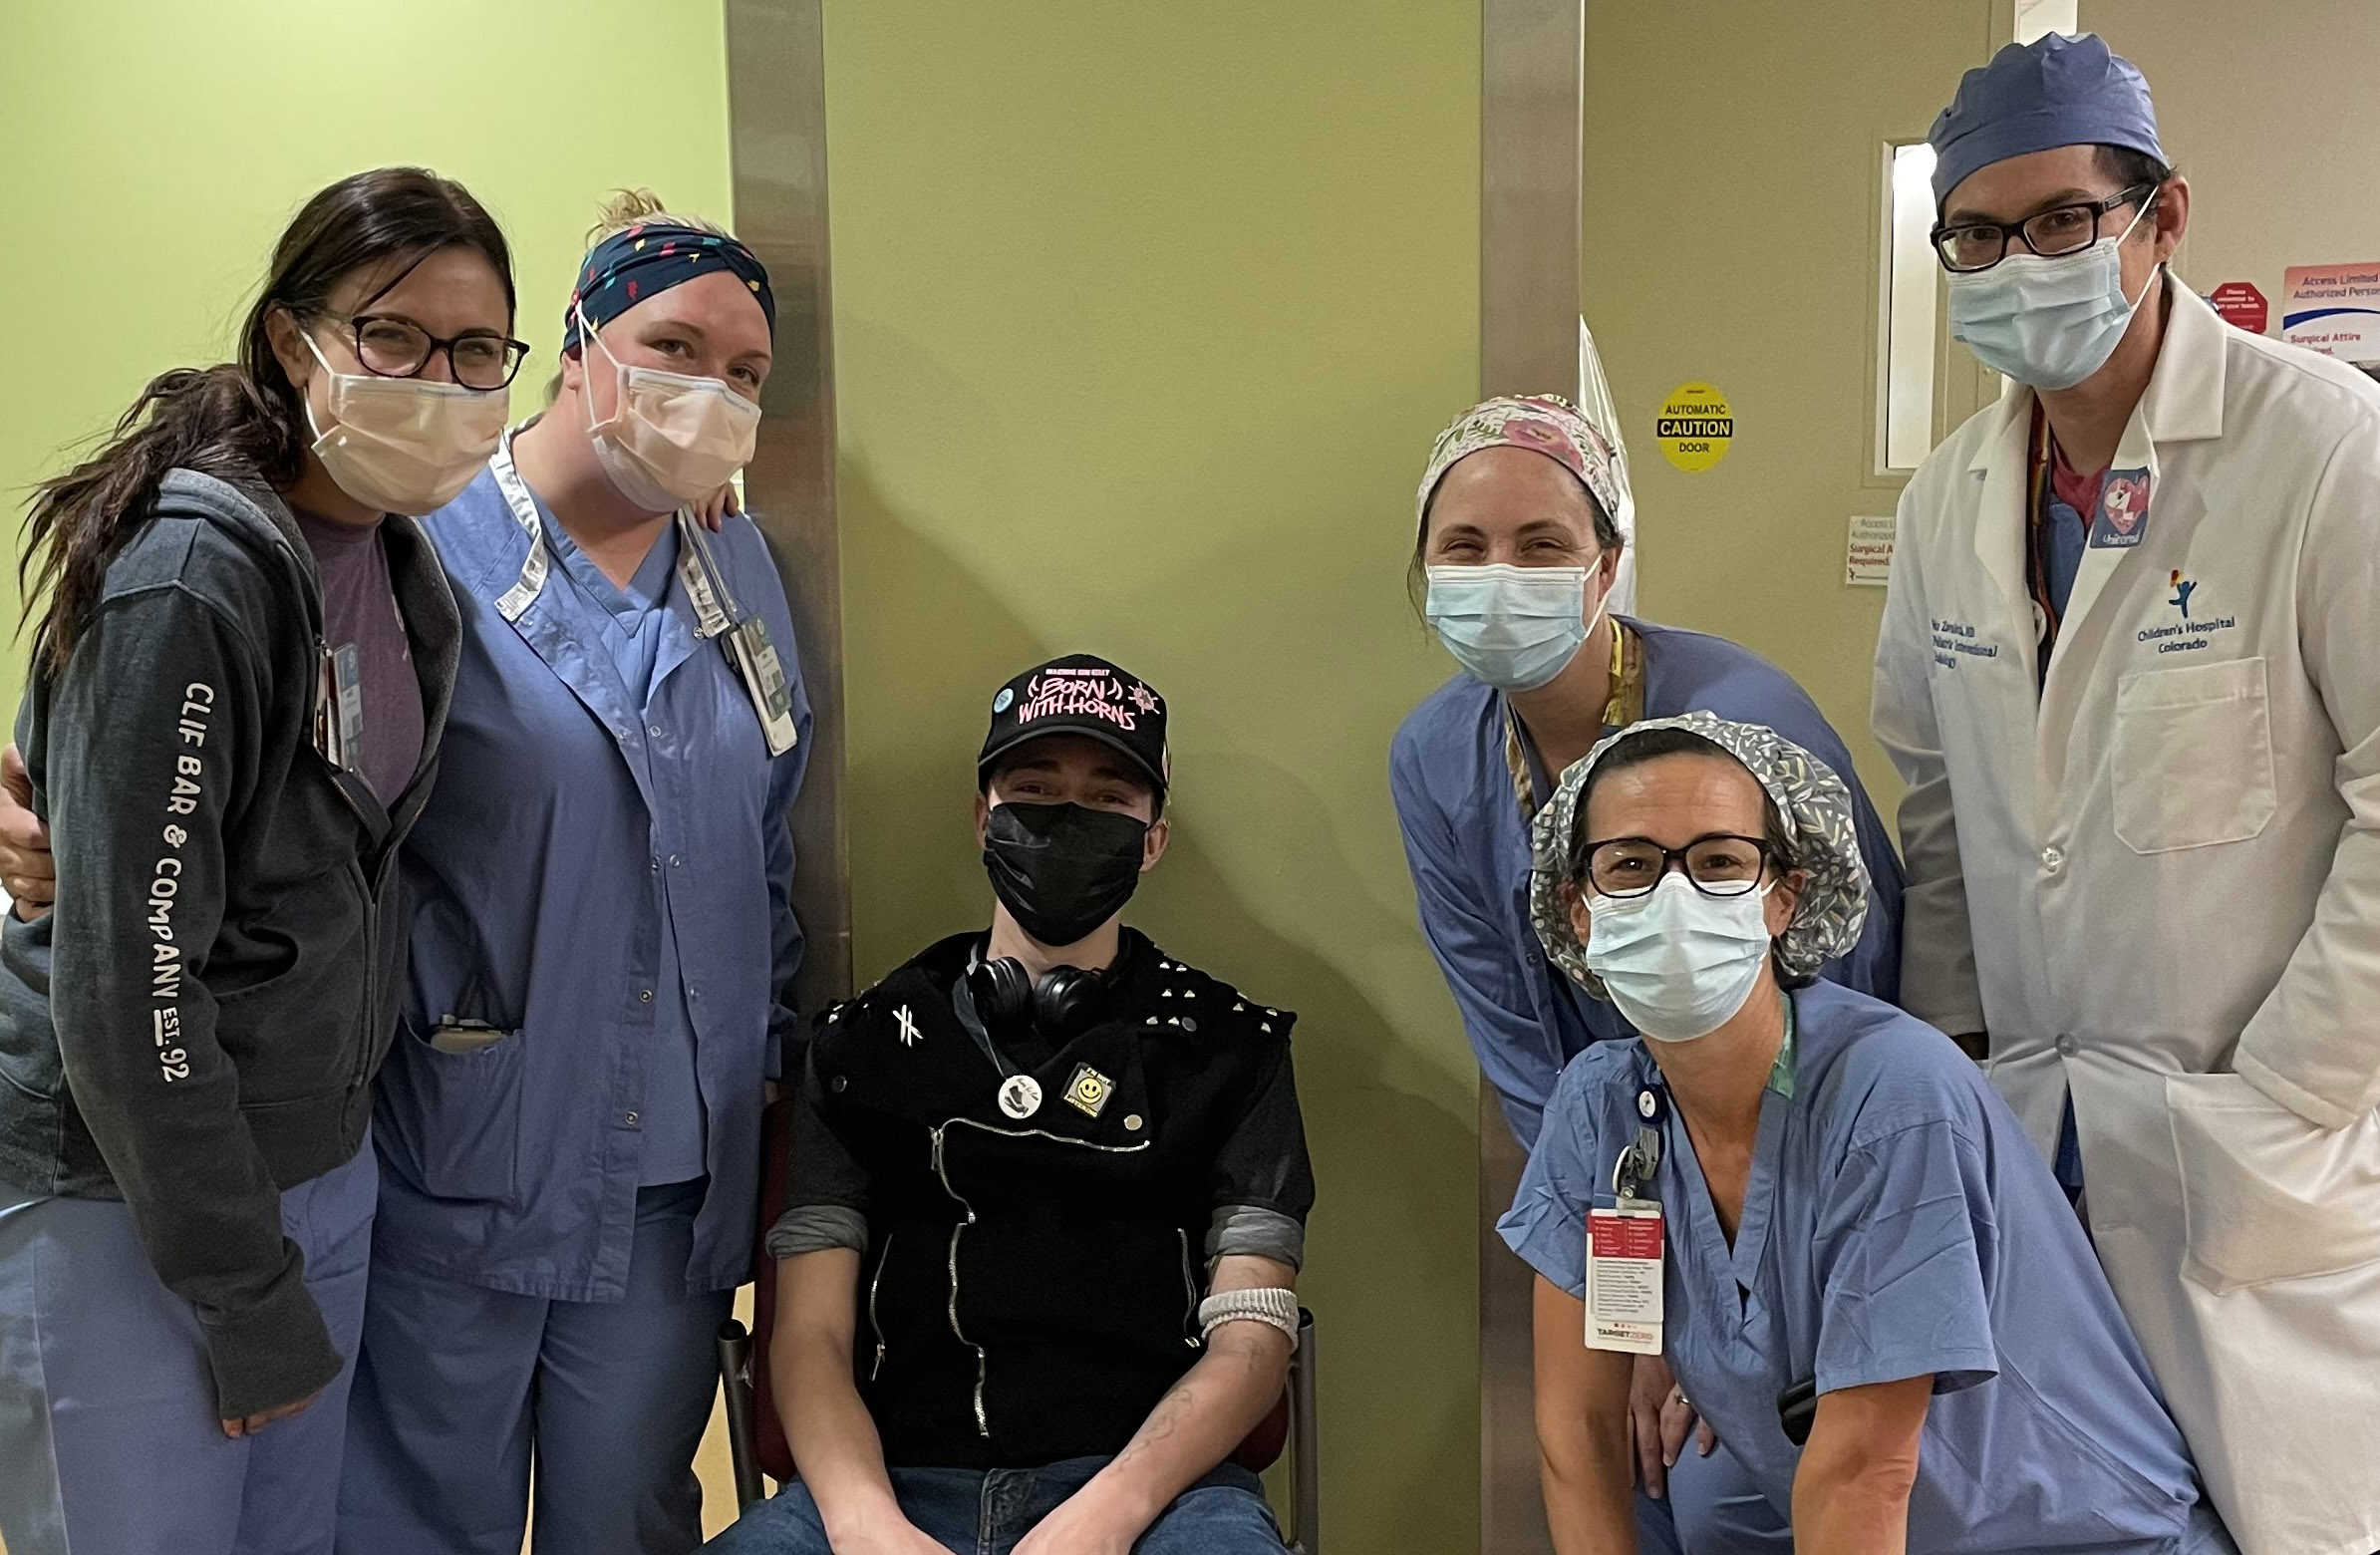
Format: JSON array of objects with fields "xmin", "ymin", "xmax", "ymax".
[{"xmin": 965, "ymin": 954, "xmax": 1113, "ymax": 1040}]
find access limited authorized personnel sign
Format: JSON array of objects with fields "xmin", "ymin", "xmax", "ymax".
[{"xmin": 1655, "ymin": 382, "xmax": 1734, "ymax": 472}]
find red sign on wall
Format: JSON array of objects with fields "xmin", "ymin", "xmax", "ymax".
[{"xmin": 2210, "ymin": 281, "xmax": 2269, "ymax": 335}]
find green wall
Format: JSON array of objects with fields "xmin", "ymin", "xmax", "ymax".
[
  {"xmin": 1, "ymin": 2, "xmax": 1490, "ymax": 1542},
  {"xmin": 1581, "ymin": 0, "xmax": 2001, "ymax": 803},
  {"xmin": 0, "ymin": 0, "xmax": 736, "ymax": 716},
  {"xmin": 821, "ymin": 4, "xmax": 1485, "ymax": 1546}
]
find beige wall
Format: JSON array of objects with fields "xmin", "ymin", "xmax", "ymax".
[
  {"xmin": 1579, "ymin": 0, "xmax": 2003, "ymax": 804},
  {"xmin": 2087, "ymin": 0, "xmax": 2380, "ymax": 331}
]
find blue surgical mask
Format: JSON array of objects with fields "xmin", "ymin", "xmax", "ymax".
[
  {"xmin": 1585, "ymin": 873, "xmax": 1774, "ymax": 1043},
  {"xmin": 1947, "ymin": 203, "xmax": 2156, "ymax": 391},
  {"xmin": 1424, "ymin": 563, "xmax": 1598, "ymax": 692}
]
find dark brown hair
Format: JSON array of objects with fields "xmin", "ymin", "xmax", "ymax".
[{"xmin": 18, "ymin": 166, "xmax": 515, "ymax": 672}]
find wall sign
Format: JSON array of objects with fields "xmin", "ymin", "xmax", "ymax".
[
  {"xmin": 1654, "ymin": 382, "xmax": 1733, "ymax": 472},
  {"xmin": 1846, "ymin": 514, "xmax": 1895, "ymax": 587},
  {"xmin": 2282, "ymin": 263, "xmax": 2380, "ymax": 364},
  {"xmin": 2208, "ymin": 281, "xmax": 2268, "ymax": 335}
]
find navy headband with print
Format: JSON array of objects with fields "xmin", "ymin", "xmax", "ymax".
[{"xmin": 560, "ymin": 223, "xmax": 775, "ymax": 353}]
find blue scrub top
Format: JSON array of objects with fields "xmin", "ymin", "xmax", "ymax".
[
  {"xmin": 371, "ymin": 466, "xmax": 811, "ymax": 1301},
  {"xmin": 1390, "ymin": 618, "xmax": 1905, "ymax": 1147},
  {"xmin": 539, "ymin": 504, "xmax": 708, "ymax": 1186},
  {"xmin": 1501, "ymin": 981, "xmax": 2205, "ymax": 1555}
]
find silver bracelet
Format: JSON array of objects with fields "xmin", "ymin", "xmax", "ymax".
[{"xmin": 1196, "ymin": 1286, "xmax": 1300, "ymax": 1342}]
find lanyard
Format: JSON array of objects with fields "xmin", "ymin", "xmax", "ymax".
[
  {"xmin": 1504, "ymin": 616, "xmax": 1636, "ymax": 818},
  {"xmin": 488, "ymin": 429, "xmax": 743, "ymax": 637},
  {"xmin": 1616, "ymin": 995, "xmax": 1796, "ymax": 1200},
  {"xmin": 486, "ymin": 430, "xmax": 798, "ymax": 756}
]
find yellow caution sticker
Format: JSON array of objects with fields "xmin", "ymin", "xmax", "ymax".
[{"xmin": 1655, "ymin": 382, "xmax": 1734, "ymax": 472}]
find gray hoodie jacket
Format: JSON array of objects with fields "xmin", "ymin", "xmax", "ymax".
[{"xmin": 0, "ymin": 468, "xmax": 458, "ymax": 1417}]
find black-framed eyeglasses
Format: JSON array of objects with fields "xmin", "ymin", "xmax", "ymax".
[
  {"xmin": 1931, "ymin": 182, "xmax": 2158, "ymax": 274},
  {"xmin": 1583, "ymin": 833, "xmax": 1773, "ymax": 900},
  {"xmin": 321, "ymin": 312, "xmax": 530, "ymax": 391}
]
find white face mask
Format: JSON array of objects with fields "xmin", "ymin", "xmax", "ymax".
[
  {"xmin": 1423, "ymin": 563, "xmax": 1603, "ymax": 693},
  {"xmin": 578, "ymin": 308, "xmax": 761, "ymax": 512},
  {"xmin": 1584, "ymin": 872, "xmax": 1774, "ymax": 1043},
  {"xmin": 1946, "ymin": 200, "xmax": 2157, "ymax": 391},
  {"xmin": 301, "ymin": 334, "xmax": 507, "ymax": 516}
]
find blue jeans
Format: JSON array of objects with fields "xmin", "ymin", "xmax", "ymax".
[{"xmin": 703, "ymin": 1456, "xmax": 1286, "ymax": 1555}]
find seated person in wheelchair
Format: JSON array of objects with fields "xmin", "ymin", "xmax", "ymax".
[{"xmin": 708, "ymin": 654, "xmax": 1315, "ymax": 1555}]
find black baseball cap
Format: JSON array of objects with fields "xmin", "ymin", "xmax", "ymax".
[{"xmin": 977, "ymin": 654, "xmax": 1170, "ymax": 801}]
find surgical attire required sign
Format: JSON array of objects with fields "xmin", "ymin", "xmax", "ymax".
[{"xmin": 2282, "ymin": 263, "xmax": 2380, "ymax": 364}]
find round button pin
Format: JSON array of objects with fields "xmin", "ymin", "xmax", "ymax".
[{"xmin": 999, "ymin": 1075, "xmax": 1043, "ymax": 1120}]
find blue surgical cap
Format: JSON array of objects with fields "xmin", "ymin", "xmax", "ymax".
[{"xmin": 1929, "ymin": 33, "xmax": 2164, "ymax": 206}]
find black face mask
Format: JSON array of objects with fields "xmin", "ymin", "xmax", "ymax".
[{"xmin": 982, "ymin": 801, "xmax": 1150, "ymax": 948}]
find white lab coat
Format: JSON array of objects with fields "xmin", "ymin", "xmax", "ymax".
[{"xmin": 1875, "ymin": 281, "xmax": 2380, "ymax": 1555}]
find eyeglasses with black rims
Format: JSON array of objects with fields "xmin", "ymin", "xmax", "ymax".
[
  {"xmin": 316, "ymin": 312, "xmax": 531, "ymax": 391},
  {"xmin": 1582, "ymin": 833, "xmax": 1774, "ymax": 900},
  {"xmin": 1931, "ymin": 182, "xmax": 2159, "ymax": 274}
]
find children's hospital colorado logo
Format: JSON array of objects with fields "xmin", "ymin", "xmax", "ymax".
[{"xmin": 2136, "ymin": 570, "xmax": 2237, "ymax": 655}]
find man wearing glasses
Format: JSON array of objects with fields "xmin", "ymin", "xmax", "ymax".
[{"xmin": 1874, "ymin": 33, "xmax": 2380, "ymax": 1555}]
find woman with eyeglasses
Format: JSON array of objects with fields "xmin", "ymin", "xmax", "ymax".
[
  {"xmin": 1387, "ymin": 394, "xmax": 1904, "ymax": 1554},
  {"xmin": 0, "ymin": 166, "xmax": 514, "ymax": 1555},
  {"xmin": 331, "ymin": 191, "xmax": 810, "ymax": 1555},
  {"xmin": 1504, "ymin": 712, "xmax": 2232, "ymax": 1555}
]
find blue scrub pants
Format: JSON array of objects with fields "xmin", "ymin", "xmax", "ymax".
[
  {"xmin": 337, "ymin": 1178, "xmax": 732, "ymax": 1555},
  {"xmin": 1634, "ymin": 1439, "xmax": 1792, "ymax": 1555},
  {"xmin": 0, "ymin": 1144, "xmax": 378, "ymax": 1555},
  {"xmin": 703, "ymin": 1455, "xmax": 1284, "ymax": 1554}
]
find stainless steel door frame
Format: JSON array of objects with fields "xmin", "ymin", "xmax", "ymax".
[
  {"xmin": 726, "ymin": 0, "xmax": 851, "ymax": 1015},
  {"xmin": 1479, "ymin": 2, "xmax": 1583, "ymax": 1550}
]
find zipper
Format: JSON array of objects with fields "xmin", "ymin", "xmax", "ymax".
[
  {"xmin": 939, "ymin": 1116, "xmax": 1153, "ymax": 1155},
  {"xmin": 928, "ymin": 1117, "xmax": 1154, "ymax": 1440},
  {"xmin": 930, "ymin": 1126, "xmax": 991, "ymax": 1438},
  {"xmin": 1179, "ymin": 1228, "xmax": 1204, "ymax": 1351},
  {"xmin": 867, "ymin": 1232, "xmax": 894, "ymax": 1382}
]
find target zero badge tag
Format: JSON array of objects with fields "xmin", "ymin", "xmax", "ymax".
[
  {"xmin": 1655, "ymin": 382, "xmax": 1734, "ymax": 472},
  {"xmin": 1585, "ymin": 1200, "xmax": 1665, "ymax": 1354}
]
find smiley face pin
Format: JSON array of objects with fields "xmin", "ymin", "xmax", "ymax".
[{"xmin": 1063, "ymin": 1065, "xmax": 1114, "ymax": 1119}]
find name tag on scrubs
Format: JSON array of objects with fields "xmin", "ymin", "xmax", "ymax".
[
  {"xmin": 728, "ymin": 617, "xmax": 799, "ymax": 757},
  {"xmin": 1585, "ymin": 1198, "xmax": 1664, "ymax": 1354}
]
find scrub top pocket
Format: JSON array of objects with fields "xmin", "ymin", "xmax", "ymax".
[{"xmin": 374, "ymin": 1019, "xmax": 527, "ymax": 1207}]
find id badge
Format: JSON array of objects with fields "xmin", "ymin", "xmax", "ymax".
[
  {"xmin": 727, "ymin": 617, "xmax": 799, "ymax": 757},
  {"xmin": 1585, "ymin": 1197, "xmax": 1664, "ymax": 1355},
  {"xmin": 313, "ymin": 644, "xmax": 364, "ymax": 773},
  {"xmin": 429, "ymin": 1018, "xmax": 511, "ymax": 1055}
]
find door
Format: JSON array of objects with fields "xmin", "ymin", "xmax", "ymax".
[{"xmin": 1479, "ymin": 5, "xmax": 2002, "ymax": 1551}]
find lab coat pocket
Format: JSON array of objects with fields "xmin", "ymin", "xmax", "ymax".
[
  {"xmin": 375, "ymin": 1017, "xmax": 526, "ymax": 1206},
  {"xmin": 2167, "ymin": 1072, "xmax": 2380, "ymax": 1293},
  {"xmin": 2111, "ymin": 657, "xmax": 2276, "ymax": 854}
]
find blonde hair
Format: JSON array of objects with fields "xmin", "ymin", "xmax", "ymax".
[
  {"xmin": 549, "ymin": 191, "xmax": 739, "ymax": 400},
  {"xmin": 585, "ymin": 188, "xmax": 732, "ymax": 246}
]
